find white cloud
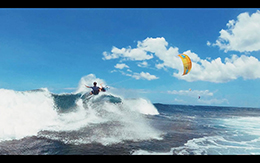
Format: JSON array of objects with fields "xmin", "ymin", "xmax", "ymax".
[
  {"xmin": 137, "ymin": 37, "xmax": 169, "ymax": 56},
  {"xmin": 102, "ymin": 51, "xmax": 118, "ymax": 60},
  {"xmin": 136, "ymin": 37, "xmax": 184, "ymax": 72},
  {"xmin": 119, "ymin": 70, "xmax": 159, "ymax": 81},
  {"xmin": 137, "ymin": 61, "xmax": 148, "ymax": 67},
  {"xmin": 102, "ymin": 45, "xmax": 153, "ymax": 61},
  {"xmin": 131, "ymin": 71, "xmax": 159, "ymax": 80},
  {"xmin": 139, "ymin": 37, "xmax": 182, "ymax": 70},
  {"xmin": 102, "ymin": 37, "xmax": 182, "ymax": 71},
  {"xmin": 167, "ymin": 89, "xmax": 214, "ymax": 97},
  {"xmin": 174, "ymin": 53, "xmax": 260, "ymax": 83},
  {"xmin": 212, "ymin": 10, "xmax": 260, "ymax": 52},
  {"xmin": 168, "ymin": 89, "xmax": 228, "ymax": 105},
  {"xmin": 114, "ymin": 63, "xmax": 129, "ymax": 69},
  {"xmin": 198, "ymin": 98, "xmax": 229, "ymax": 105},
  {"xmin": 102, "ymin": 37, "xmax": 180, "ymax": 81},
  {"xmin": 174, "ymin": 98, "xmax": 185, "ymax": 103},
  {"xmin": 104, "ymin": 36, "xmax": 260, "ymax": 83}
]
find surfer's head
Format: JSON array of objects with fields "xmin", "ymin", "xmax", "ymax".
[{"xmin": 93, "ymin": 82, "xmax": 97, "ymax": 86}]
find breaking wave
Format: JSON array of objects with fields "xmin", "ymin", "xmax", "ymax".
[{"xmin": 0, "ymin": 86, "xmax": 161, "ymax": 145}]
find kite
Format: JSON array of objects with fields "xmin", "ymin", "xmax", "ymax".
[{"xmin": 178, "ymin": 54, "xmax": 192, "ymax": 75}]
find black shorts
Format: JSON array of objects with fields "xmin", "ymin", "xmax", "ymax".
[{"xmin": 91, "ymin": 90, "xmax": 99, "ymax": 95}]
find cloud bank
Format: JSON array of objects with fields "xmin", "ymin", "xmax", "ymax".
[
  {"xmin": 103, "ymin": 36, "xmax": 260, "ymax": 83},
  {"xmin": 167, "ymin": 89, "xmax": 214, "ymax": 97},
  {"xmin": 208, "ymin": 10, "xmax": 260, "ymax": 53},
  {"xmin": 176, "ymin": 52, "xmax": 260, "ymax": 83}
]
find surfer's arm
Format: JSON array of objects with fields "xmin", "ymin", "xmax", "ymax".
[
  {"xmin": 85, "ymin": 85, "xmax": 91, "ymax": 88},
  {"xmin": 99, "ymin": 83, "xmax": 104, "ymax": 91}
]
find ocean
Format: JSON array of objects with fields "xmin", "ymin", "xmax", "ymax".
[{"xmin": 0, "ymin": 88, "xmax": 260, "ymax": 155}]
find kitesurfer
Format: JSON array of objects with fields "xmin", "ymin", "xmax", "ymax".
[{"xmin": 85, "ymin": 82, "xmax": 102, "ymax": 95}]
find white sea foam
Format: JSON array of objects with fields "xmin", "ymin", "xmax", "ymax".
[
  {"xmin": 0, "ymin": 88, "xmax": 162, "ymax": 145},
  {"xmin": 0, "ymin": 88, "xmax": 58, "ymax": 141},
  {"xmin": 74, "ymin": 74, "xmax": 106, "ymax": 94},
  {"xmin": 48, "ymin": 95, "xmax": 162, "ymax": 145},
  {"xmin": 133, "ymin": 116, "xmax": 260, "ymax": 155},
  {"xmin": 123, "ymin": 98, "xmax": 159, "ymax": 115},
  {"xmin": 0, "ymin": 74, "xmax": 162, "ymax": 145}
]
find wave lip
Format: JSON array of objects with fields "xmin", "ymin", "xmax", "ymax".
[{"xmin": 123, "ymin": 98, "xmax": 159, "ymax": 115}]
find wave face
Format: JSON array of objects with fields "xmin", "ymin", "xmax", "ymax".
[{"xmin": 0, "ymin": 88, "xmax": 161, "ymax": 145}]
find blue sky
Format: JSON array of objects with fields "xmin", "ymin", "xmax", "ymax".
[{"xmin": 1, "ymin": 8, "xmax": 260, "ymax": 108}]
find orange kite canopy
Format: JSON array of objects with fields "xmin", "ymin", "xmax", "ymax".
[{"xmin": 178, "ymin": 54, "xmax": 192, "ymax": 75}]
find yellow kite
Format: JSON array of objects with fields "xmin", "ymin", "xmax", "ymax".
[{"xmin": 178, "ymin": 54, "xmax": 192, "ymax": 75}]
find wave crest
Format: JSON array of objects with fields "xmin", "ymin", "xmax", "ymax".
[{"xmin": 0, "ymin": 88, "xmax": 161, "ymax": 145}]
